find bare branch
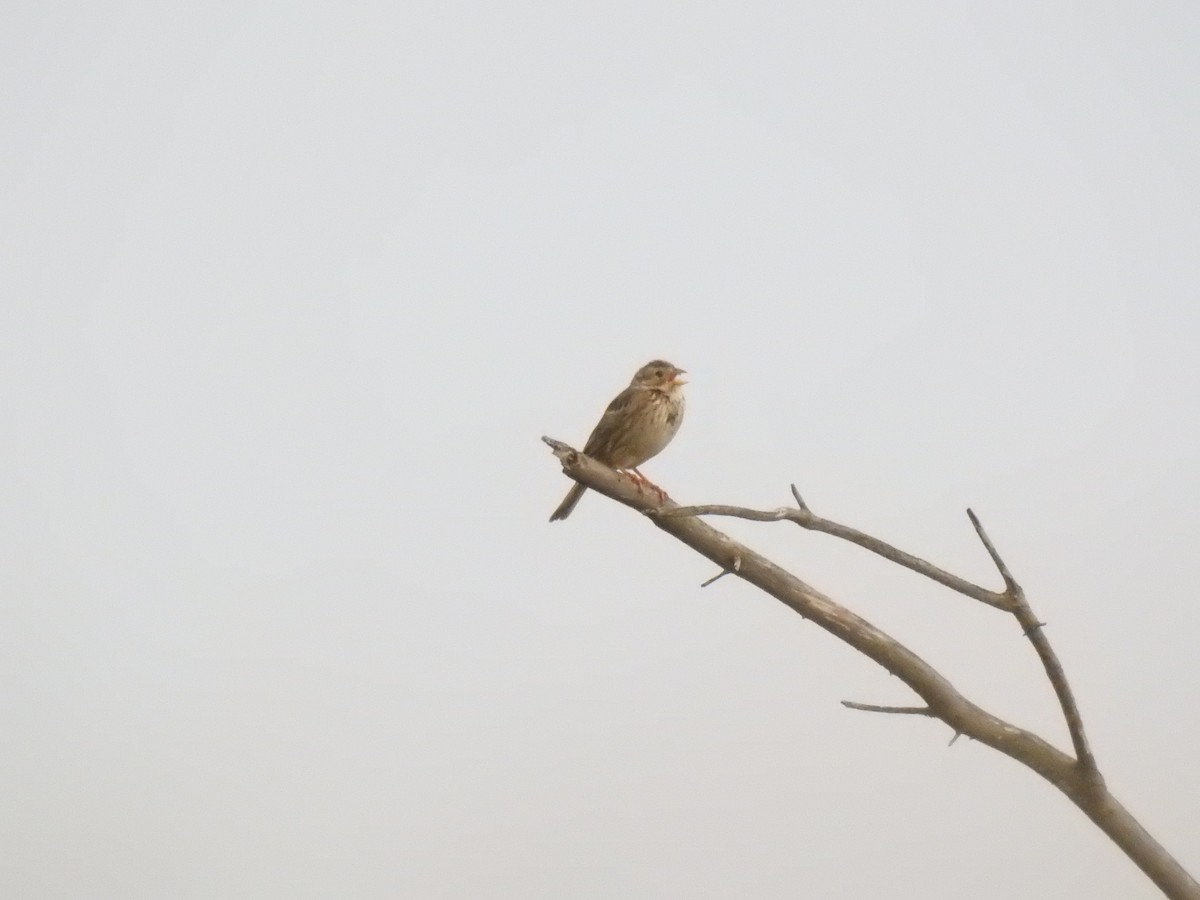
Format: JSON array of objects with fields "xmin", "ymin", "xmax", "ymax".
[
  {"xmin": 542, "ymin": 437, "xmax": 1199, "ymax": 899},
  {"xmin": 663, "ymin": 490, "xmax": 1099, "ymax": 777}
]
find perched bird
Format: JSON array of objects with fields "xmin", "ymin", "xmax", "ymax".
[{"xmin": 549, "ymin": 359, "xmax": 686, "ymax": 522}]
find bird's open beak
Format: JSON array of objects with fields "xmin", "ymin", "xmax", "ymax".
[{"xmin": 672, "ymin": 369, "xmax": 687, "ymax": 385}]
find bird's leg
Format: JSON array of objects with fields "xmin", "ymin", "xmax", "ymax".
[
  {"xmin": 616, "ymin": 468, "xmax": 648, "ymax": 493},
  {"xmin": 631, "ymin": 468, "xmax": 668, "ymax": 502}
]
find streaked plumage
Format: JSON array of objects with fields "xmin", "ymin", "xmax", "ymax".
[{"xmin": 549, "ymin": 360, "xmax": 686, "ymax": 522}]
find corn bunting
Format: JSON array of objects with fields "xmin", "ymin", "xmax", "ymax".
[{"xmin": 549, "ymin": 359, "xmax": 686, "ymax": 522}]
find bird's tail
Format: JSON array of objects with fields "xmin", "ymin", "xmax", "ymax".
[{"xmin": 549, "ymin": 483, "xmax": 587, "ymax": 522}]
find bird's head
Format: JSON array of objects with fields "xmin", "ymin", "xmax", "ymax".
[{"xmin": 631, "ymin": 360, "xmax": 686, "ymax": 393}]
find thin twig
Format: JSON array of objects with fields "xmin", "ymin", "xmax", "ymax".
[
  {"xmin": 966, "ymin": 508, "xmax": 1018, "ymax": 594},
  {"xmin": 842, "ymin": 701, "xmax": 935, "ymax": 717},
  {"xmin": 657, "ymin": 504, "xmax": 794, "ymax": 522},
  {"xmin": 665, "ymin": 499, "xmax": 1013, "ymax": 611}
]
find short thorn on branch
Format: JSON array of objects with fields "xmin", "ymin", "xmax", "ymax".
[{"xmin": 701, "ymin": 555, "xmax": 742, "ymax": 588}]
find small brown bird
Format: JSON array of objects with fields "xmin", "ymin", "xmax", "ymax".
[{"xmin": 549, "ymin": 359, "xmax": 686, "ymax": 522}]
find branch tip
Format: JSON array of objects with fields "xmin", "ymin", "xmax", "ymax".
[
  {"xmin": 967, "ymin": 507, "xmax": 1020, "ymax": 594},
  {"xmin": 541, "ymin": 435, "xmax": 579, "ymax": 465},
  {"xmin": 789, "ymin": 483, "xmax": 810, "ymax": 511}
]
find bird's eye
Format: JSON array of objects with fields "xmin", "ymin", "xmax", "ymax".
[{"xmin": 654, "ymin": 369, "xmax": 664, "ymax": 377}]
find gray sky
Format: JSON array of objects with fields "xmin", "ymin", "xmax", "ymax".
[{"xmin": 3, "ymin": 3, "xmax": 1198, "ymax": 898}]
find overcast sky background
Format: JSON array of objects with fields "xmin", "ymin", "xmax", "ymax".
[{"xmin": 3, "ymin": 3, "xmax": 1199, "ymax": 898}]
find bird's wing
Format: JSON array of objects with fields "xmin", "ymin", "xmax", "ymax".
[{"xmin": 581, "ymin": 386, "xmax": 638, "ymax": 457}]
